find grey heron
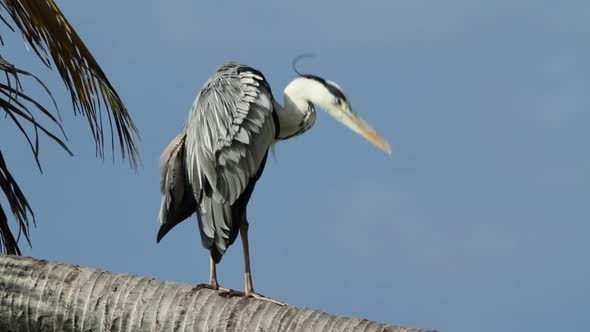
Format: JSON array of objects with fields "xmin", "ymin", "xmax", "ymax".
[{"xmin": 157, "ymin": 62, "xmax": 391, "ymax": 304}]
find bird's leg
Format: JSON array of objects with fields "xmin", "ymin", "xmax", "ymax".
[
  {"xmin": 209, "ymin": 256, "xmax": 221, "ymax": 289},
  {"xmin": 241, "ymin": 223, "xmax": 254, "ymax": 293},
  {"xmin": 240, "ymin": 223, "xmax": 285, "ymax": 305},
  {"xmin": 195, "ymin": 256, "xmax": 231, "ymax": 292}
]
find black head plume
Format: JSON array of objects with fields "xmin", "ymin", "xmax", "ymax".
[{"xmin": 291, "ymin": 53, "xmax": 316, "ymax": 77}]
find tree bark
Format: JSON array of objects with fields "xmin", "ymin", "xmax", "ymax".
[{"xmin": 0, "ymin": 254, "xmax": 434, "ymax": 332}]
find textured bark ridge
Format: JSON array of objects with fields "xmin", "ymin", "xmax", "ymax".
[{"xmin": 0, "ymin": 254, "xmax": 435, "ymax": 332}]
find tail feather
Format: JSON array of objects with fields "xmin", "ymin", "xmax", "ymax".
[{"xmin": 200, "ymin": 193, "xmax": 236, "ymax": 262}]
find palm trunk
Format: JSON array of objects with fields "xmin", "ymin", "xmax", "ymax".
[{"xmin": 0, "ymin": 254, "xmax": 433, "ymax": 332}]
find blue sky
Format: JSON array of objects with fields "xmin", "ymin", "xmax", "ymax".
[{"xmin": 1, "ymin": 1, "xmax": 589, "ymax": 331}]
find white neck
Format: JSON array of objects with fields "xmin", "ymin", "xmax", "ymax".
[{"xmin": 275, "ymin": 77, "xmax": 334, "ymax": 140}]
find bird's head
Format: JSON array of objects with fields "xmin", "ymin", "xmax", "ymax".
[{"xmin": 292, "ymin": 74, "xmax": 392, "ymax": 154}]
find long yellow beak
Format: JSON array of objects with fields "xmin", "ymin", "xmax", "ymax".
[{"xmin": 326, "ymin": 105, "xmax": 392, "ymax": 154}]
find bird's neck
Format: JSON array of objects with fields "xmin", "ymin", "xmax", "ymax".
[{"xmin": 275, "ymin": 78, "xmax": 324, "ymax": 140}]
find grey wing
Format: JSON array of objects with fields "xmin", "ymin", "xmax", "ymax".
[
  {"xmin": 185, "ymin": 63, "xmax": 277, "ymax": 256},
  {"xmin": 157, "ymin": 130, "xmax": 198, "ymax": 242}
]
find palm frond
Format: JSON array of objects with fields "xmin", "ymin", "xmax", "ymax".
[
  {"xmin": 0, "ymin": 57, "xmax": 73, "ymax": 254},
  {"xmin": 0, "ymin": 0, "xmax": 140, "ymax": 254},
  {"xmin": 1, "ymin": 0, "xmax": 140, "ymax": 167},
  {"xmin": 0, "ymin": 57, "xmax": 72, "ymax": 169},
  {"xmin": 0, "ymin": 151, "xmax": 32, "ymax": 255}
]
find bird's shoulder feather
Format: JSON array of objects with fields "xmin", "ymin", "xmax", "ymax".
[{"xmin": 185, "ymin": 63, "xmax": 277, "ymax": 205}]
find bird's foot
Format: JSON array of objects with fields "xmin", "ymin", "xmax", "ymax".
[
  {"xmin": 193, "ymin": 283, "xmax": 232, "ymax": 292},
  {"xmin": 218, "ymin": 289, "xmax": 245, "ymax": 298},
  {"xmin": 195, "ymin": 283, "xmax": 246, "ymax": 298},
  {"xmin": 245, "ymin": 291, "xmax": 286, "ymax": 306},
  {"xmin": 194, "ymin": 284, "xmax": 285, "ymax": 305}
]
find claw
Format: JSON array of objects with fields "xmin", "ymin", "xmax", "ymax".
[
  {"xmin": 246, "ymin": 291, "xmax": 286, "ymax": 306},
  {"xmin": 219, "ymin": 289, "xmax": 245, "ymax": 298},
  {"xmin": 193, "ymin": 283, "xmax": 232, "ymax": 292}
]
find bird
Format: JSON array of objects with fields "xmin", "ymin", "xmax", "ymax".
[{"xmin": 157, "ymin": 61, "xmax": 391, "ymax": 304}]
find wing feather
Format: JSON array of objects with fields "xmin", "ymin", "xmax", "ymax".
[
  {"xmin": 183, "ymin": 62, "xmax": 277, "ymax": 260},
  {"xmin": 157, "ymin": 131, "xmax": 198, "ymax": 242},
  {"xmin": 186, "ymin": 63, "xmax": 276, "ymax": 204}
]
